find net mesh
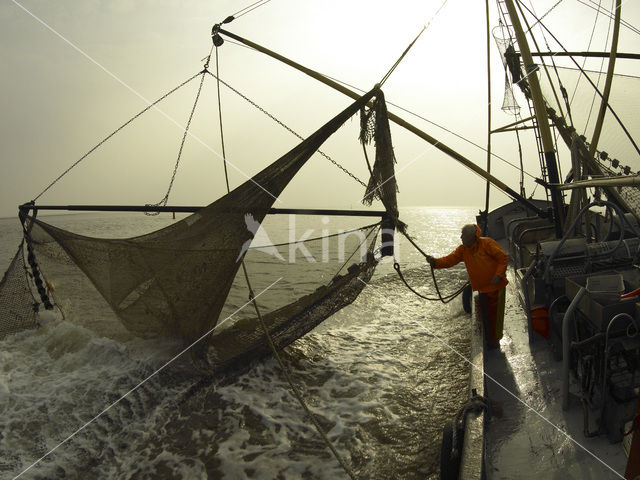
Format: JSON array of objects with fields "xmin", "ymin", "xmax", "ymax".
[
  {"xmin": 21, "ymin": 217, "xmax": 381, "ymax": 372},
  {"xmin": 538, "ymin": 66, "xmax": 640, "ymax": 170},
  {"xmin": 540, "ymin": 68, "xmax": 640, "ymax": 221},
  {"xmin": 206, "ymin": 225, "xmax": 380, "ymax": 372},
  {"xmin": 0, "ymin": 243, "xmax": 39, "ymax": 339},
  {"xmin": 497, "ymin": 38, "xmax": 640, "ymax": 222},
  {"xmin": 493, "ymin": 32, "xmax": 522, "ymax": 115},
  {"xmin": 360, "ymin": 91, "xmax": 400, "ymax": 220}
]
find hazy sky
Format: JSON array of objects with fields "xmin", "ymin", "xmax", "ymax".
[{"xmin": 1, "ymin": 0, "xmax": 639, "ymax": 219}]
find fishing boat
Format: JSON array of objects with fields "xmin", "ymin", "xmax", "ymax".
[
  {"xmin": 1, "ymin": 1, "xmax": 639, "ymax": 478},
  {"xmin": 475, "ymin": 2, "xmax": 640, "ymax": 479}
]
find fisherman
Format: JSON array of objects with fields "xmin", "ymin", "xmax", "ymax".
[{"xmin": 425, "ymin": 224, "xmax": 509, "ymax": 349}]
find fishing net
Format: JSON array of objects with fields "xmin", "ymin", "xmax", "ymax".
[
  {"xmin": 1, "ymin": 87, "xmax": 399, "ymax": 372},
  {"xmin": 538, "ymin": 66, "xmax": 640, "ymax": 171},
  {"xmin": 205, "ymin": 223, "xmax": 380, "ymax": 371},
  {"xmin": 540, "ymin": 68, "xmax": 640, "ymax": 222},
  {"xmin": 496, "ymin": 36, "xmax": 640, "ymax": 223},
  {"xmin": 19, "ymin": 215, "xmax": 381, "ymax": 372},
  {"xmin": 492, "ymin": 32, "xmax": 522, "ymax": 115},
  {"xmin": 0, "ymin": 243, "xmax": 39, "ymax": 339},
  {"xmin": 359, "ymin": 91, "xmax": 400, "ymax": 220}
]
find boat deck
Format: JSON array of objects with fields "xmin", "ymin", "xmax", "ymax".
[{"xmin": 483, "ymin": 270, "xmax": 629, "ymax": 479}]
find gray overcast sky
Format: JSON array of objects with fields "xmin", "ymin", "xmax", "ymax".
[{"xmin": 1, "ymin": 0, "xmax": 639, "ymax": 219}]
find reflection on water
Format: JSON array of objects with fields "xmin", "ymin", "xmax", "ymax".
[{"xmin": 0, "ymin": 207, "xmax": 476, "ymax": 479}]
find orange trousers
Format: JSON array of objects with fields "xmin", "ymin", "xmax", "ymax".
[{"xmin": 478, "ymin": 288, "xmax": 505, "ymax": 348}]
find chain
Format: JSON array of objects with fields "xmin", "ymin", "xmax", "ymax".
[
  {"xmin": 146, "ymin": 70, "xmax": 208, "ymax": 213},
  {"xmin": 204, "ymin": 71, "xmax": 368, "ymax": 188},
  {"xmin": 33, "ymin": 72, "xmax": 203, "ymax": 203}
]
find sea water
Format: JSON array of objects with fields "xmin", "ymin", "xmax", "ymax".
[{"xmin": 0, "ymin": 206, "xmax": 476, "ymax": 480}]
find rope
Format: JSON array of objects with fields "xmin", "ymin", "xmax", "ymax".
[
  {"xmin": 214, "ymin": 48, "xmax": 231, "ymax": 192},
  {"xmin": 577, "ymin": 0, "xmax": 640, "ymax": 37},
  {"xmin": 229, "ymin": 0, "xmax": 273, "ymax": 20},
  {"xmin": 525, "ymin": 0, "xmax": 565, "ymax": 33},
  {"xmin": 394, "ymin": 229, "xmax": 469, "ymax": 303},
  {"xmin": 333, "ymin": 224, "xmax": 380, "ymax": 278},
  {"xmin": 32, "ymin": 72, "xmax": 203, "ymax": 202},
  {"xmin": 215, "ymin": 43, "xmax": 540, "ymax": 183},
  {"xmin": 514, "ymin": 0, "xmax": 640, "ymax": 157},
  {"xmin": 378, "ymin": 0, "xmax": 449, "ymax": 87},
  {"xmin": 569, "ymin": 0, "xmax": 603, "ymax": 107},
  {"xmin": 242, "ymin": 264, "xmax": 358, "ymax": 480},
  {"xmin": 453, "ymin": 391, "xmax": 490, "ymax": 438},
  {"xmin": 580, "ymin": 0, "xmax": 612, "ymax": 136},
  {"xmin": 444, "ymin": 390, "xmax": 490, "ymax": 465},
  {"xmin": 213, "ymin": 57, "xmax": 358, "ymax": 480},
  {"xmin": 393, "ymin": 262, "xmax": 467, "ymax": 303}
]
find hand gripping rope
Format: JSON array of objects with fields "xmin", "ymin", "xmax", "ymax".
[{"xmin": 393, "ymin": 228, "xmax": 469, "ymax": 303}]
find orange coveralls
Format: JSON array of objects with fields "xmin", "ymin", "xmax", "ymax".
[{"xmin": 433, "ymin": 225, "xmax": 509, "ymax": 347}]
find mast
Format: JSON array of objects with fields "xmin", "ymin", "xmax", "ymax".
[
  {"xmin": 483, "ymin": 0, "xmax": 493, "ymax": 232},
  {"xmin": 216, "ymin": 27, "xmax": 548, "ymax": 218},
  {"xmin": 502, "ymin": 0, "xmax": 564, "ymax": 236},
  {"xmin": 588, "ymin": 0, "xmax": 622, "ymax": 156}
]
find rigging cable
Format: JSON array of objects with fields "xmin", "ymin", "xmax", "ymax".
[
  {"xmin": 500, "ymin": 2, "xmax": 550, "ymax": 197},
  {"xmin": 525, "ymin": 0, "xmax": 565, "ymax": 33},
  {"xmin": 212, "ymin": 42, "xmax": 359, "ymax": 480},
  {"xmin": 515, "ymin": 0, "xmax": 567, "ymax": 123},
  {"xmin": 229, "ymin": 0, "xmax": 273, "ymax": 20},
  {"xmin": 581, "ymin": 0, "xmax": 613, "ymax": 136},
  {"xmin": 147, "ymin": 70, "xmax": 208, "ymax": 211},
  {"xmin": 523, "ymin": 0, "xmax": 568, "ymax": 122},
  {"xmin": 394, "ymin": 229, "xmax": 469, "ymax": 303},
  {"xmin": 333, "ymin": 71, "xmax": 540, "ymax": 182},
  {"xmin": 569, "ymin": 0, "xmax": 603, "ymax": 108},
  {"xmin": 578, "ymin": 0, "xmax": 640, "ymax": 36},
  {"xmin": 378, "ymin": 0, "xmax": 449, "ymax": 87},
  {"xmin": 205, "ymin": 70, "xmax": 368, "ymax": 188},
  {"xmin": 514, "ymin": 0, "xmax": 640, "ymax": 158},
  {"xmin": 214, "ymin": 47, "xmax": 231, "ymax": 192},
  {"xmin": 518, "ymin": 0, "xmax": 568, "ymax": 187},
  {"xmin": 483, "ymin": 0, "xmax": 492, "ymax": 232},
  {"xmin": 32, "ymin": 72, "xmax": 203, "ymax": 202},
  {"xmin": 524, "ymin": 0, "xmax": 575, "ymax": 125},
  {"xmin": 378, "ymin": 25, "xmax": 427, "ymax": 87},
  {"xmin": 220, "ymin": 32, "xmax": 542, "ymax": 184}
]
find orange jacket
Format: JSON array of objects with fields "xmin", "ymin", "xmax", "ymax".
[{"xmin": 434, "ymin": 225, "xmax": 509, "ymax": 293}]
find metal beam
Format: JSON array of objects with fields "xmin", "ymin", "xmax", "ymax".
[
  {"xmin": 491, "ymin": 115, "xmax": 535, "ymax": 134},
  {"xmin": 503, "ymin": 0, "xmax": 564, "ymax": 235},
  {"xmin": 18, "ymin": 204, "xmax": 387, "ymax": 217},
  {"xmin": 529, "ymin": 51, "xmax": 640, "ymax": 60},
  {"xmin": 216, "ymin": 28, "xmax": 548, "ymax": 219}
]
